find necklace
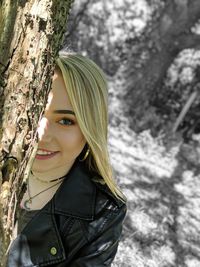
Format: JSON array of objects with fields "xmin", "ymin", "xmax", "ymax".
[
  {"xmin": 30, "ymin": 170, "xmax": 66, "ymax": 183},
  {"xmin": 22, "ymin": 175, "xmax": 63, "ymax": 211}
]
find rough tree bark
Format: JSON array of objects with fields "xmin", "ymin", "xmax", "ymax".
[
  {"xmin": 125, "ymin": 0, "xmax": 200, "ymax": 131},
  {"xmin": 0, "ymin": 0, "xmax": 73, "ymax": 266}
]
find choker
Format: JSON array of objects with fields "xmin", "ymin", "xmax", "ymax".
[{"xmin": 30, "ymin": 170, "xmax": 66, "ymax": 184}]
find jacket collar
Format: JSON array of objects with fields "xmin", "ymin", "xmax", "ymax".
[
  {"xmin": 49, "ymin": 159, "xmax": 97, "ymax": 220},
  {"xmin": 44, "ymin": 159, "xmax": 123, "ymax": 220}
]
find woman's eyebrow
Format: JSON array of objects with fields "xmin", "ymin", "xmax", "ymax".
[{"xmin": 53, "ymin": 110, "xmax": 75, "ymax": 116}]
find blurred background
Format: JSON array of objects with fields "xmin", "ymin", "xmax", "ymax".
[{"xmin": 64, "ymin": 1, "xmax": 200, "ymax": 266}]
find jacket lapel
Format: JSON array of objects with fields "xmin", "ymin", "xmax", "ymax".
[
  {"xmin": 51, "ymin": 159, "xmax": 97, "ymax": 220},
  {"xmin": 21, "ymin": 206, "xmax": 67, "ymax": 266}
]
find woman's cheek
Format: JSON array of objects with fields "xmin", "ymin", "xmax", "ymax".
[{"xmin": 61, "ymin": 130, "xmax": 85, "ymax": 147}]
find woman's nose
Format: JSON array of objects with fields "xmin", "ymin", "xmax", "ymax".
[{"xmin": 37, "ymin": 116, "xmax": 52, "ymax": 142}]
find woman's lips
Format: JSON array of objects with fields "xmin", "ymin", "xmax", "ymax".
[{"xmin": 35, "ymin": 151, "xmax": 59, "ymax": 160}]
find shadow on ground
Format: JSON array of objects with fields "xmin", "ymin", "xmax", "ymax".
[{"xmin": 110, "ymin": 128, "xmax": 200, "ymax": 267}]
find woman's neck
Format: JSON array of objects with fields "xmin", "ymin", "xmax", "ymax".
[
  {"xmin": 21, "ymin": 173, "xmax": 64, "ymax": 211},
  {"xmin": 20, "ymin": 163, "xmax": 75, "ymax": 211},
  {"xmin": 31, "ymin": 161, "xmax": 75, "ymax": 183}
]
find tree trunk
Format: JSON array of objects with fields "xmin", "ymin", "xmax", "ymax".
[
  {"xmin": 0, "ymin": 0, "xmax": 73, "ymax": 266},
  {"xmin": 125, "ymin": 0, "xmax": 200, "ymax": 131}
]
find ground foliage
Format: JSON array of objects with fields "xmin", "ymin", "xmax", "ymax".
[
  {"xmin": 108, "ymin": 100, "xmax": 200, "ymax": 267},
  {"xmin": 66, "ymin": 1, "xmax": 200, "ymax": 266}
]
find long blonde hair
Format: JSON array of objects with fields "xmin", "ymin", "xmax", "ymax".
[{"xmin": 56, "ymin": 51, "xmax": 126, "ymax": 203}]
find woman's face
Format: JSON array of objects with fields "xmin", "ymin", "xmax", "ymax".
[{"xmin": 32, "ymin": 70, "xmax": 86, "ymax": 177}]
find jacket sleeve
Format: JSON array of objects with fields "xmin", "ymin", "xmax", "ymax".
[{"xmin": 68, "ymin": 203, "xmax": 127, "ymax": 267}]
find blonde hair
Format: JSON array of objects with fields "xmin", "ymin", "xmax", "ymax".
[{"xmin": 56, "ymin": 51, "xmax": 126, "ymax": 203}]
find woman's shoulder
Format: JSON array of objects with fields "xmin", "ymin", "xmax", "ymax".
[
  {"xmin": 76, "ymin": 177, "xmax": 127, "ymax": 246},
  {"xmin": 91, "ymin": 176, "xmax": 127, "ymax": 218}
]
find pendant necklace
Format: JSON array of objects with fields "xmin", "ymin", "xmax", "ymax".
[{"xmin": 23, "ymin": 172, "xmax": 66, "ymax": 211}]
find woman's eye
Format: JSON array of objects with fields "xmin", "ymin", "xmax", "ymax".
[{"xmin": 58, "ymin": 118, "xmax": 74, "ymax": 126}]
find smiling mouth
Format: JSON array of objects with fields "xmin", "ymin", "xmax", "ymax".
[{"xmin": 35, "ymin": 151, "xmax": 59, "ymax": 160}]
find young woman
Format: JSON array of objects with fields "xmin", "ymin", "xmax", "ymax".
[{"xmin": 7, "ymin": 52, "xmax": 127, "ymax": 267}]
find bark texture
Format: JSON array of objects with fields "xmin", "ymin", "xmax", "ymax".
[
  {"xmin": 0, "ymin": 0, "xmax": 73, "ymax": 265},
  {"xmin": 125, "ymin": 0, "xmax": 200, "ymax": 131}
]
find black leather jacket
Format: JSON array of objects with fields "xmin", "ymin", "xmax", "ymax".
[{"xmin": 7, "ymin": 159, "xmax": 127, "ymax": 267}]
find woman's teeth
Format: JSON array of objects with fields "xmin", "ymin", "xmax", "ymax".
[{"xmin": 37, "ymin": 150, "xmax": 55, "ymax": 155}]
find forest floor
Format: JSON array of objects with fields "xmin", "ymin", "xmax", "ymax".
[{"xmin": 108, "ymin": 81, "xmax": 200, "ymax": 267}]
